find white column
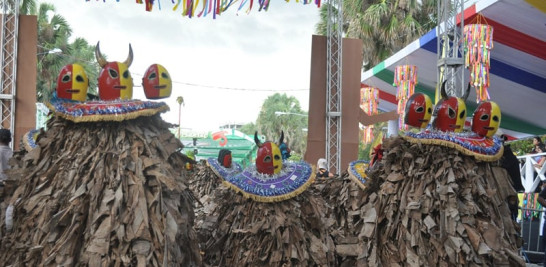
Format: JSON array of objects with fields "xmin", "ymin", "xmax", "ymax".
[{"xmin": 387, "ymin": 120, "xmax": 399, "ymax": 137}]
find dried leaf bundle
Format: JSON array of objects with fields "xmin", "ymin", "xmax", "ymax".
[
  {"xmin": 311, "ymin": 175, "xmax": 377, "ymax": 266},
  {"xmin": 362, "ymin": 136, "xmax": 524, "ymax": 266},
  {"xmin": 189, "ymin": 164, "xmax": 223, "ymax": 201},
  {"xmin": 190, "ymin": 165, "xmax": 224, "ymax": 250},
  {"xmin": 0, "ymin": 114, "xmax": 202, "ymax": 266},
  {"xmin": 201, "ymin": 165, "xmax": 336, "ymax": 267}
]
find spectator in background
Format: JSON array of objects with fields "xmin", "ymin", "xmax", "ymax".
[
  {"xmin": 531, "ymin": 136, "xmax": 545, "ymax": 154},
  {"xmin": 499, "ymin": 134, "xmax": 524, "ymax": 221},
  {"xmin": 500, "ymin": 134, "xmax": 524, "ymax": 192},
  {"xmin": 316, "ymin": 158, "xmax": 333, "ymax": 178},
  {"xmin": 0, "ymin": 129, "xmax": 13, "ymax": 184},
  {"xmin": 536, "ymin": 183, "xmax": 546, "ymax": 266},
  {"xmin": 534, "ymin": 145, "xmax": 546, "ymax": 169}
]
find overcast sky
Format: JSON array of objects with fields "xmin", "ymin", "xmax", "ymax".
[{"xmin": 42, "ymin": 0, "xmax": 320, "ymax": 131}]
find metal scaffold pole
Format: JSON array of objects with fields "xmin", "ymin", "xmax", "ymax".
[
  {"xmin": 326, "ymin": 0, "xmax": 343, "ymax": 173},
  {"xmin": 436, "ymin": 0, "xmax": 465, "ymax": 99},
  {"xmin": 0, "ymin": 0, "xmax": 20, "ymax": 149}
]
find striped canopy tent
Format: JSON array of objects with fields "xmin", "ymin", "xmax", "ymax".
[{"xmin": 361, "ymin": 0, "xmax": 546, "ymax": 140}]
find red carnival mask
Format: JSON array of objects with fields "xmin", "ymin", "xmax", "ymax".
[
  {"xmin": 432, "ymin": 82, "xmax": 469, "ymax": 133},
  {"xmin": 471, "ymin": 101, "xmax": 501, "ymax": 138},
  {"xmin": 142, "ymin": 64, "xmax": 172, "ymax": 99},
  {"xmin": 56, "ymin": 63, "xmax": 88, "ymax": 102},
  {"xmin": 95, "ymin": 42, "xmax": 134, "ymax": 100},
  {"xmin": 404, "ymin": 93, "xmax": 433, "ymax": 129},
  {"xmin": 218, "ymin": 149, "xmax": 232, "ymax": 168},
  {"xmin": 254, "ymin": 131, "xmax": 284, "ymax": 175}
]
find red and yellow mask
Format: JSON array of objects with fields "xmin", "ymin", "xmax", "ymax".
[
  {"xmin": 254, "ymin": 132, "xmax": 283, "ymax": 175},
  {"xmin": 404, "ymin": 93, "xmax": 433, "ymax": 129},
  {"xmin": 142, "ymin": 64, "xmax": 172, "ymax": 99},
  {"xmin": 95, "ymin": 42, "xmax": 134, "ymax": 100},
  {"xmin": 432, "ymin": 81, "xmax": 469, "ymax": 133},
  {"xmin": 218, "ymin": 149, "xmax": 232, "ymax": 168},
  {"xmin": 472, "ymin": 101, "xmax": 501, "ymax": 138},
  {"xmin": 56, "ymin": 64, "xmax": 88, "ymax": 102}
]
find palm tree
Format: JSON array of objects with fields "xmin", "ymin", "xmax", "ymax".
[
  {"xmin": 34, "ymin": 3, "xmax": 99, "ymax": 102},
  {"xmin": 176, "ymin": 96, "xmax": 185, "ymax": 138},
  {"xmin": 256, "ymin": 93, "xmax": 308, "ymax": 156},
  {"xmin": 20, "ymin": 0, "xmax": 37, "ymax": 15},
  {"xmin": 35, "ymin": 3, "xmax": 72, "ymax": 102},
  {"xmin": 67, "ymin": 38, "xmax": 100, "ymax": 95},
  {"xmin": 316, "ymin": 0, "xmax": 436, "ymax": 70}
]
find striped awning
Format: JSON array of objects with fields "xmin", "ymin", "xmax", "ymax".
[{"xmin": 361, "ymin": 0, "xmax": 546, "ymax": 140}]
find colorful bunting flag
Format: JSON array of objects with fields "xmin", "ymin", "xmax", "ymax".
[{"xmin": 464, "ymin": 22, "xmax": 494, "ymax": 102}]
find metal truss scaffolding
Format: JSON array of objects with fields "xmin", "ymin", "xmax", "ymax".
[
  {"xmin": 0, "ymin": 0, "xmax": 19, "ymax": 148},
  {"xmin": 326, "ymin": 0, "xmax": 343, "ymax": 173},
  {"xmin": 437, "ymin": 0, "xmax": 465, "ymax": 98}
]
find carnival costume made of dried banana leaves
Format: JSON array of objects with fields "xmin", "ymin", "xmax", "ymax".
[
  {"xmin": 197, "ymin": 161, "xmax": 336, "ymax": 267},
  {"xmin": 311, "ymin": 170, "xmax": 382, "ymax": 267},
  {"xmin": 359, "ymin": 136, "xmax": 524, "ymax": 266},
  {"xmin": 0, "ymin": 113, "xmax": 202, "ymax": 266}
]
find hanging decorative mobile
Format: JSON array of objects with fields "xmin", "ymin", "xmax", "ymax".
[
  {"xmin": 464, "ymin": 18, "xmax": 494, "ymax": 102},
  {"xmin": 360, "ymin": 86, "xmax": 379, "ymax": 144},
  {"xmin": 393, "ymin": 65, "xmax": 418, "ymax": 130}
]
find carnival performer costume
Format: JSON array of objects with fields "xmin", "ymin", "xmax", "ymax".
[
  {"xmin": 195, "ymin": 131, "xmax": 336, "ymax": 266},
  {"xmin": 342, "ymin": 81, "xmax": 523, "ymax": 266},
  {"xmin": 0, "ymin": 43, "xmax": 202, "ymax": 266}
]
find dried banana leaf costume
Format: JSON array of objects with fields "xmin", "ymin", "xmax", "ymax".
[
  {"xmin": 354, "ymin": 82, "xmax": 523, "ymax": 266},
  {"xmin": 0, "ymin": 44, "xmax": 201, "ymax": 266},
  {"xmin": 201, "ymin": 131, "xmax": 336, "ymax": 266}
]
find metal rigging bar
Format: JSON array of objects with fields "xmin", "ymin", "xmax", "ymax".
[
  {"xmin": 437, "ymin": 0, "xmax": 465, "ymax": 98},
  {"xmin": 0, "ymin": 0, "xmax": 19, "ymax": 149},
  {"xmin": 326, "ymin": 0, "xmax": 343, "ymax": 173}
]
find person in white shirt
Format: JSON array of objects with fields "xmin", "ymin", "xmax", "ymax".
[{"xmin": 0, "ymin": 129, "xmax": 13, "ymax": 183}]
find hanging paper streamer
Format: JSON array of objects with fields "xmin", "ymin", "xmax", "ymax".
[
  {"xmin": 464, "ymin": 23, "xmax": 494, "ymax": 102},
  {"xmin": 393, "ymin": 65, "xmax": 418, "ymax": 130},
  {"xmin": 362, "ymin": 125, "xmax": 374, "ymax": 144},
  {"xmin": 360, "ymin": 86, "xmax": 379, "ymax": 116},
  {"xmin": 89, "ymin": 0, "xmax": 321, "ymax": 15}
]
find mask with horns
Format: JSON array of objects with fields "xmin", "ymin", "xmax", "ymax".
[
  {"xmin": 404, "ymin": 92, "xmax": 433, "ymax": 129},
  {"xmin": 254, "ymin": 131, "xmax": 284, "ymax": 175},
  {"xmin": 95, "ymin": 41, "xmax": 134, "ymax": 100},
  {"xmin": 432, "ymin": 81, "xmax": 470, "ymax": 133}
]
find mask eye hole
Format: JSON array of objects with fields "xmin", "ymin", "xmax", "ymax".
[
  {"xmin": 123, "ymin": 70, "xmax": 130, "ymax": 79},
  {"xmin": 108, "ymin": 68, "xmax": 119, "ymax": 79},
  {"xmin": 448, "ymin": 107, "xmax": 456, "ymax": 119},
  {"xmin": 415, "ymin": 106, "xmax": 424, "ymax": 113},
  {"xmin": 459, "ymin": 110, "xmax": 466, "ymax": 119},
  {"xmin": 263, "ymin": 155, "xmax": 272, "ymax": 163},
  {"xmin": 62, "ymin": 74, "xmax": 71, "ymax": 82},
  {"xmin": 480, "ymin": 114, "xmax": 489, "ymax": 121},
  {"xmin": 161, "ymin": 72, "xmax": 169, "ymax": 79},
  {"xmin": 75, "ymin": 75, "xmax": 84, "ymax": 82},
  {"xmin": 274, "ymin": 155, "xmax": 281, "ymax": 160},
  {"xmin": 492, "ymin": 115, "xmax": 499, "ymax": 122},
  {"xmin": 148, "ymin": 72, "xmax": 157, "ymax": 80},
  {"xmin": 427, "ymin": 107, "xmax": 432, "ymax": 114}
]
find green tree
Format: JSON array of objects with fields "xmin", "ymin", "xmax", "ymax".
[
  {"xmin": 20, "ymin": 0, "xmax": 37, "ymax": 15},
  {"xmin": 255, "ymin": 93, "xmax": 308, "ymax": 157},
  {"xmin": 316, "ymin": 0, "xmax": 436, "ymax": 69},
  {"xmin": 36, "ymin": 3, "xmax": 71, "ymax": 101},
  {"xmin": 66, "ymin": 38, "xmax": 99, "ymax": 95},
  {"xmin": 239, "ymin": 122, "xmax": 257, "ymax": 136},
  {"xmin": 35, "ymin": 3, "xmax": 99, "ymax": 102}
]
